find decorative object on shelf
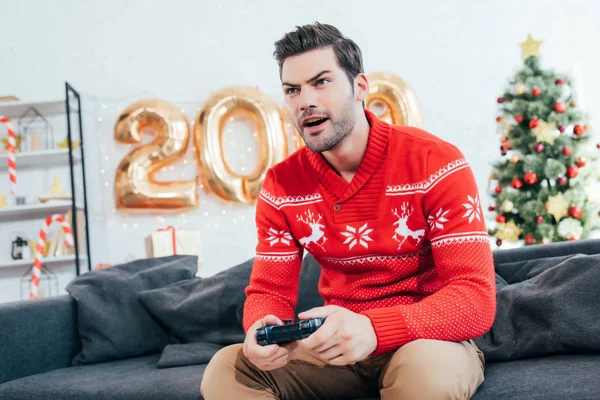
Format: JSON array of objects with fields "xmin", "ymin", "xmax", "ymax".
[
  {"xmin": 1, "ymin": 135, "xmax": 22, "ymax": 152},
  {"xmin": 38, "ymin": 177, "xmax": 72, "ymax": 202},
  {"xmin": 145, "ymin": 226, "xmax": 202, "ymax": 267},
  {"xmin": 0, "ymin": 192, "xmax": 6, "ymax": 208},
  {"xmin": 0, "ymin": 115, "xmax": 17, "ymax": 194},
  {"xmin": 21, "ymin": 266, "xmax": 59, "ymax": 300},
  {"xmin": 17, "ymin": 107, "xmax": 54, "ymax": 151},
  {"xmin": 15, "ymin": 196, "xmax": 27, "ymax": 205},
  {"xmin": 28, "ymin": 213, "xmax": 74, "ymax": 299},
  {"xmin": 28, "ymin": 239, "xmax": 51, "ymax": 257},
  {"xmin": 0, "ymin": 95, "xmax": 20, "ymax": 102},
  {"xmin": 56, "ymin": 136, "xmax": 81, "ymax": 151},
  {"xmin": 11, "ymin": 233, "xmax": 32, "ymax": 260}
]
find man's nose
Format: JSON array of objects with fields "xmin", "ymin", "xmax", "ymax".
[{"xmin": 298, "ymin": 88, "xmax": 318, "ymax": 111}]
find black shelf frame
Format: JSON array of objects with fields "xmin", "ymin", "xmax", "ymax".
[{"xmin": 65, "ymin": 82, "xmax": 91, "ymax": 274}]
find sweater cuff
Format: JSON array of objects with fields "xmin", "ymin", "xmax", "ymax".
[{"xmin": 361, "ymin": 307, "xmax": 412, "ymax": 356}]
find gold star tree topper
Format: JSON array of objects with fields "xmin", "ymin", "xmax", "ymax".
[
  {"xmin": 519, "ymin": 34, "xmax": 543, "ymax": 59},
  {"xmin": 494, "ymin": 220, "xmax": 523, "ymax": 242},
  {"xmin": 533, "ymin": 120, "xmax": 559, "ymax": 144},
  {"xmin": 545, "ymin": 192, "xmax": 570, "ymax": 221}
]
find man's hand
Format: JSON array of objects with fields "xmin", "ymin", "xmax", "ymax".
[
  {"xmin": 242, "ymin": 315, "xmax": 298, "ymax": 371},
  {"xmin": 296, "ymin": 305, "xmax": 377, "ymax": 366}
]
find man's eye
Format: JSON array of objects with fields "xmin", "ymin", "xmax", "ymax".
[
  {"xmin": 286, "ymin": 88, "xmax": 298, "ymax": 95},
  {"xmin": 316, "ymin": 78, "xmax": 329, "ymax": 86}
]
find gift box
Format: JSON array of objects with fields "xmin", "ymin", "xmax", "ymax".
[{"xmin": 145, "ymin": 226, "xmax": 202, "ymax": 267}]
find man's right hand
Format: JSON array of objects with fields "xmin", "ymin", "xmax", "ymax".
[{"xmin": 242, "ymin": 314, "xmax": 298, "ymax": 371}]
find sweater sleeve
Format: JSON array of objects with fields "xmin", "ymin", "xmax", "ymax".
[
  {"xmin": 242, "ymin": 169, "xmax": 305, "ymax": 333},
  {"xmin": 361, "ymin": 142, "xmax": 496, "ymax": 355}
]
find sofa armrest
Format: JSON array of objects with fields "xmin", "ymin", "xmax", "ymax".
[
  {"xmin": 492, "ymin": 238, "xmax": 600, "ymax": 280},
  {"xmin": 0, "ymin": 295, "xmax": 80, "ymax": 384}
]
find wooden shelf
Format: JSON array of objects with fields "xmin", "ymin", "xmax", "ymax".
[
  {"xmin": 0, "ymin": 201, "xmax": 75, "ymax": 222},
  {"xmin": 0, "ymin": 148, "xmax": 80, "ymax": 170},
  {"xmin": 0, "ymin": 99, "xmax": 75, "ymax": 118},
  {"xmin": 0, "ymin": 255, "xmax": 86, "ymax": 270}
]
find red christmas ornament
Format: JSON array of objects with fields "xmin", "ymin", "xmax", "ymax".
[
  {"xmin": 495, "ymin": 185, "xmax": 502, "ymax": 194},
  {"xmin": 529, "ymin": 118, "xmax": 540, "ymax": 128},
  {"xmin": 496, "ymin": 214, "xmax": 507, "ymax": 223},
  {"xmin": 535, "ymin": 215, "xmax": 544, "ymax": 224},
  {"xmin": 525, "ymin": 235, "xmax": 535, "ymax": 245},
  {"xmin": 557, "ymin": 176, "xmax": 568, "ymax": 186},
  {"xmin": 556, "ymin": 78, "xmax": 565, "ymax": 85},
  {"xmin": 577, "ymin": 157, "xmax": 587, "ymax": 168},
  {"xmin": 569, "ymin": 236, "xmax": 580, "ymax": 241},
  {"xmin": 567, "ymin": 166, "xmax": 579, "ymax": 178},
  {"xmin": 574, "ymin": 125, "xmax": 584, "ymax": 136},
  {"xmin": 568, "ymin": 206, "xmax": 583, "ymax": 219},
  {"xmin": 488, "ymin": 206, "xmax": 496, "ymax": 211},
  {"xmin": 554, "ymin": 102, "xmax": 567, "ymax": 113},
  {"xmin": 534, "ymin": 143, "xmax": 544, "ymax": 153},
  {"xmin": 524, "ymin": 171, "xmax": 538, "ymax": 184},
  {"xmin": 562, "ymin": 147, "xmax": 572, "ymax": 156},
  {"xmin": 496, "ymin": 239, "xmax": 503, "ymax": 247},
  {"xmin": 515, "ymin": 115, "xmax": 524, "ymax": 123},
  {"xmin": 597, "ymin": 143, "xmax": 600, "ymax": 149},
  {"xmin": 532, "ymin": 88, "xmax": 542, "ymax": 96},
  {"xmin": 496, "ymin": 116, "xmax": 502, "ymax": 122},
  {"xmin": 558, "ymin": 125, "xmax": 565, "ymax": 133},
  {"xmin": 510, "ymin": 178, "xmax": 524, "ymax": 189},
  {"xmin": 497, "ymin": 97, "xmax": 505, "ymax": 103}
]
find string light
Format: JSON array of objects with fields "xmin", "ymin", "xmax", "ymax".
[
  {"xmin": 122, "ymin": 224, "xmax": 128, "ymax": 229},
  {"xmin": 100, "ymin": 169, "xmax": 105, "ymax": 174},
  {"xmin": 247, "ymin": 147, "xmax": 253, "ymax": 152},
  {"xmin": 104, "ymin": 182, "xmax": 109, "ymax": 187},
  {"xmin": 221, "ymin": 210, "xmax": 226, "ymax": 215},
  {"xmin": 183, "ymin": 160, "xmax": 188, "ymax": 165},
  {"xmin": 98, "ymin": 117, "xmax": 103, "ymax": 122}
]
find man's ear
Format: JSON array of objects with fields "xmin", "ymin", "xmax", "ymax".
[{"xmin": 354, "ymin": 73, "xmax": 369, "ymax": 102}]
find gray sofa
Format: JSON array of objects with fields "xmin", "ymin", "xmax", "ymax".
[{"xmin": 1, "ymin": 239, "xmax": 600, "ymax": 400}]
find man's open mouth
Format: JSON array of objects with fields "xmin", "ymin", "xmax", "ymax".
[{"xmin": 303, "ymin": 117, "xmax": 329, "ymax": 128}]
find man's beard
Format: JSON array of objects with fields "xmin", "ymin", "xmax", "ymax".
[{"xmin": 298, "ymin": 97, "xmax": 356, "ymax": 153}]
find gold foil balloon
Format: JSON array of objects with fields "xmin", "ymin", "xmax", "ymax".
[
  {"xmin": 366, "ymin": 72, "xmax": 423, "ymax": 127},
  {"xmin": 282, "ymin": 106, "xmax": 304, "ymax": 151},
  {"xmin": 194, "ymin": 86, "xmax": 288, "ymax": 204},
  {"xmin": 114, "ymin": 98, "xmax": 198, "ymax": 210}
]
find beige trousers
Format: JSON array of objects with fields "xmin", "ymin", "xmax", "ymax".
[{"xmin": 200, "ymin": 339, "xmax": 485, "ymax": 400}]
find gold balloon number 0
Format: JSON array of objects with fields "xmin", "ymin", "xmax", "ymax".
[{"xmin": 114, "ymin": 73, "xmax": 421, "ymax": 211}]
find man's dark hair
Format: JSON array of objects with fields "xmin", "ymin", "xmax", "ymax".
[{"xmin": 273, "ymin": 22, "xmax": 364, "ymax": 86}]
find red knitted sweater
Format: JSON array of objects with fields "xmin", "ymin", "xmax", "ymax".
[{"xmin": 243, "ymin": 109, "xmax": 496, "ymax": 356}]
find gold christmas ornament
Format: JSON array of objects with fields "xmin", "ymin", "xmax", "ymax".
[
  {"xmin": 501, "ymin": 200, "xmax": 514, "ymax": 213},
  {"xmin": 514, "ymin": 83, "xmax": 526, "ymax": 95},
  {"xmin": 545, "ymin": 192, "xmax": 570, "ymax": 222},
  {"xmin": 510, "ymin": 155, "xmax": 520, "ymax": 163},
  {"xmin": 494, "ymin": 220, "xmax": 523, "ymax": 242},
  {"xmin": 519, "ymin": 34, "xmax": 543, "ymax": 59},
  {"xmin": 56, "ymin": 136, "xmax": 81, "ymax": 151},
  {"xmin": 532, "ymin": 120, "xmax": 559, "ymax": 144}
]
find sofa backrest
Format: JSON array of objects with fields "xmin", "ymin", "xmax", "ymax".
[{"xmin": 0, "ymin": 295, "xmax": 80, "ymax": 385}]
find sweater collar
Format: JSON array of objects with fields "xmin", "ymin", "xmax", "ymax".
[{"xmin": 306, "ymin": 108, "xmax": 390, "ymax": 200}]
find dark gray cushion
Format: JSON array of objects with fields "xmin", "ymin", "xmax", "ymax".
[
  {"xmin": 157, "ymin": 342, "xmax": 224, "ymax": 369},
  {"xmin": 475, "ymin": 253, "xmax": 600, "ymax": 362},
  {"xmin": 472, "ymin": 354, "xmax": 600, "ymax": 400},
  {"xmin": 0, "ymin": 354, "xmax": 205, "ymax": 400},
  {"xmin": 65, "ymin": 255, "xmax": 198, "ymax": 365},
  {"xmin": 137, "ymin": 255, "xmax": 323, "ymax": 367}
]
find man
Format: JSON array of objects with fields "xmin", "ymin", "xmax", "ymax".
[{"xmin": 201, "ymin": 22, "xmax": 495, "ymax": 400}]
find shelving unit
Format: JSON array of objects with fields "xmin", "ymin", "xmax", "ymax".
[{"xmin": 0, "ymin": 83, "xmax": 92, "ymax": 292}]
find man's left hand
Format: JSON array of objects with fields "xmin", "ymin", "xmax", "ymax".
[{"xmin": 296, "ymin": 305, "xmax": 377, "ymax": 365}]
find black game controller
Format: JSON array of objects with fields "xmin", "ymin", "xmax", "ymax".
[{"xmin": 256, "ymin": 318, "xmax": 325, "ymax": 346}]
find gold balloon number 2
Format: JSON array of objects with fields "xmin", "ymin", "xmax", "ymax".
[{"xmin": 114, "ymin": 73, "xmax": 421, "ymax": 211}]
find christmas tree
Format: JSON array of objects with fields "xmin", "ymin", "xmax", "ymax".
[{"xmin": 489, "ymin": 34, "xmax": 600, "ymax": 246}]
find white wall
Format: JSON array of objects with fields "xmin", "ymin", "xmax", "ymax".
[{"xmin": 0, "ymin": 0, "xmax": 599, "ymax": 303}]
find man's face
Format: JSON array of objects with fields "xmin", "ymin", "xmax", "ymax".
[{"xmin": 281, "ymin": 47, "xmax": 360, "ymax": 153}]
